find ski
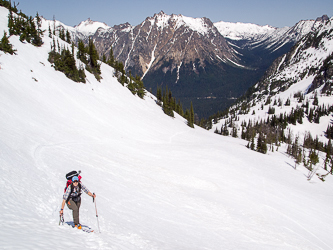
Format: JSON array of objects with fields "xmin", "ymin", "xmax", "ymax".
[{"xmin": 65, "ymin": 221, "xmax": 94, "ymax": 233}]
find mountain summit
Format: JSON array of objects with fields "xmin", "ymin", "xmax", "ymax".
[
  {"xmin": 74, "ymin": 18, "xmax": 109, "ymax": 36},
  {"xmin": 45, "ymin": 12, "xmax": 331, "ymax": 118},
  {"xmin": 92, "ymin": 11, "xmax": 239, "ymax": 77}
]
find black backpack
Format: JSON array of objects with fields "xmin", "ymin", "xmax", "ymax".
[{"xmin": 66, "ymin": 170, "xmax": 81, "ymax": 180}]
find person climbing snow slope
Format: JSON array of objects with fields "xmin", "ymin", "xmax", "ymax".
[{"xmin": 60, "ymin": 176, "xmax": 96, "ymax": 229}]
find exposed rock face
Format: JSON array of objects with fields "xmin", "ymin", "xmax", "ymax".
[
  {"xmin": 91, "ymin": 12, "xmax": 239, "ymax": 79},
  {"xmin": 49, "ymin": 13, "xmax": 331, "ymax": 117}
]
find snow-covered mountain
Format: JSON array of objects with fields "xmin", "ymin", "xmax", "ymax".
[
  {"xmin": 41, "ymin": 11, "xmax": 331, "ymax": 118},
  {"xmin": 74, "ymin": 18, "xmax": 109, "ymax": 36},
  {"xmin": 214, "ymin": 21, "xmax": 276, "ymax": 41},
  {"xmin": 215, "ymin": 15, "xmax": 330, "ymax": 51},
  {"xmin": 1, "ymin": 5, "xmax": 333, "ymax": 249},
  {"xmin": 86, "ymin": 11, "xmax": 247, "ymax": 117},
  {"xmin": 211, "ymin": 16, "xmax": 333, "ymax": 149},
  {"xmin": 248, "ymin": 15, "xmax": 333, "ymax": 103},
  {"xmin": 250, "ymin": 16, "xmax": 330, "ymax": 52},
  {"xmin": 43, "ymin": 11, "xmax": 239, "ymax": 73},
  {"xmin": 39, "ymin": 17, "xmax": 107, "ymax": 44},
  {"xmin": 92, "ymin": 11, "xmax": 238, "ymax": 75}
]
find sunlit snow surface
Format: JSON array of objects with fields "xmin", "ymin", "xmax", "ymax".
[
  {"xmin": 214, "ymin": 21, "xmax": 276, "ymax": 40},
  {"xmin": 1, "ymin": 7, "xmax": 333, "ymax": 250}
]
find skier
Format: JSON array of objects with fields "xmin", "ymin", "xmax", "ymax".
[{"xmin": 59, "ymin": 176, "xmax": 96, "ymax": 229}]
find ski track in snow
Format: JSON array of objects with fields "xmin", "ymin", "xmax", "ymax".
[
  {"xmin": 264, "ymin": 205, "xmax": 333, "ymax": 250},
  {"xmin": 1, "ymin": 6, "xmax": 333, "ymax": 249}
]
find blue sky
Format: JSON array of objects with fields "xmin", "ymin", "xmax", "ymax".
[{"xmin": 18, "ymin": 0, "xmax": 333, "ymax": 28}]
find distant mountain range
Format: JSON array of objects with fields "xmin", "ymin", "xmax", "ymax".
[
  {"xmin": 241, "ymin": 14, "xmax": 333, "ymax": 103},
  {"xmin": 41, "ymin": 13, "xmax": 331, "ymax": 118},
  {"xmin": 211, "ymin": 15, "xmax": 333, "ymax": 148}
]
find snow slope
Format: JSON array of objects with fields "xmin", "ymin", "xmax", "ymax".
[
  {"xmin": 212, "ymin": 16, "xmax": 333, "ymax": 146},
  {"xmin": 211, "ymin": 76, "xmax": 331, "ymax": 144},
  {"xmin": 214, "ymin": 21, "xmax": 276, "ymax": 40},
  {"xmin": 1, "ymin": 7, "xmax": 333, "ymax": 249}
]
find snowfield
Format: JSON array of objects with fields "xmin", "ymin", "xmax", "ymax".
[
  {"xmin": 214, "ymin": 21, "xmax": 276, "ymax": 40},
  {"xmin": 1, "ymin": 7, "xmax": 333, "ymax": 250}
]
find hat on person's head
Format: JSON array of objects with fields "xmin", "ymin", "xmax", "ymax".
[{"xmin": 72, "ymin": 176, "xmax": 79, "ymax": 182}]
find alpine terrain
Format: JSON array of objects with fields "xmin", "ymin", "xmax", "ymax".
[
  {"xmin": 1, "ymin": 3, "xmax": 333, "ymax": 250},
  {"xmin": 211, "ymin": 15, "xmax": 333, "ymax": 175},
  {"xmin": 48, "ymin": 12, "xmax": 330, "ymax": 118}
]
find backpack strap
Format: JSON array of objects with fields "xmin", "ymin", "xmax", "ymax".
[
  {"xmin": 67, "ymin": 182, "xmax": 82, "ymax": 202},
  {"xmin": 64, "ymin": 180, "xmax": 72, "ymax": 193}
]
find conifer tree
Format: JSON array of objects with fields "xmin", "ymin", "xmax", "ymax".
[
  {"xmin": 8, "ymin": 7, "xmax": 14, "ymax": 35},
  {"xmin": 135, "ymin": 75, "xmax": 145, "ymax": 98},
  {"xmin": 119, "ymin": 71, "xmax": 126, "ymax": 86},
  {"xmin": 308, "ymin": 150, "xmax": 319, "ymax": 171},
  {"xmin": 32, "ymin": 12, "xmax": 43, "ymax": 46},
  {"xmin": 0, "ymin": 31, "xmax": 15, "ymax": 54},
  {"xmin": 178, "ymin": 100, "xmax": 184, "ymax": 117},
  {"xmin": 327, "ymin": 139, "xmax": 332, "ymax": 156},
  {"xmin": 66, "ymin": 30, "xmax": 71, "ymax": 44},
  {"xmin": 107, "ymin": 47, "xmax": 115, "ymax": 67},
  {"xmin": 114, "ymin": 61, "xmax": 125, "ymax": 80},
  {"xmin": 48, "ymin": 25, "xmax": 52, "ymax": 38},
  {"xmin": 324, "ymin": 151, "xmax": 331, "ymax": 171},
  {"xmin": 187, "ymin": 102, "xmax": 195, "ymax": 128},
  {"xmin": 162, "ymin": 94, "xmax": 174, "ymax": 117},
  {"xmin": 53, "ymin": 15, "xmax": 56, "ymax": 35},
  {"xmin": 77, "ymin": 39, "xmax": 87, "ymax": 63},
  {"xmin": 295, "ymin": 148, "xmax": 303, "ymax": 167},
  {"xmin": 48, "ymin": 45, "xmax": 85, "ymax": 83},
  {"xmin": 241, "ymin": 126, "xmax": 246, "ymax": 139},
  {"xmin": 81, "ymin": 38, "xmax": 101, "ymax": 80},
  {"xmin": 313, "ymin": 92, "xmax": 319, "ymax": 105},
  {"xmin": 285, "ymin": 98, "xmax": 291, "ymax": 106},
  {"xmin": 156, "ymin": 86, "xmax": 162, "ymax": 103},
  {"xmin": 308, "ymin": 108, "xmax": 314, "ymax": 122},
  {"xmin": 257, "ymin": 133, "xmax": 267, "ymax": 154},
  {"xmin": 232, "ymin": 126, "xmax": 237, "ymax": 138},
  {"xmin": 88, "ymin": 38, "xmax": 99, "ymax": 69},
  {"xmin": 59, "ymin": 27, "xmax": 65, "ymax": 41},
  {"xmin": 250, "ymin": 137, "xmax": 255, "ymax": 150}
]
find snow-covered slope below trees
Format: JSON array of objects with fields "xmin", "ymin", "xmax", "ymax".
[{"xmin": 1, "ymin": 7, "xmax": 333, "ymax": 249}]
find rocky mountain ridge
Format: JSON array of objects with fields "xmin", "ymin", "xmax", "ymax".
[
  {"xmin": 41, "ymin": 12, "xmax": 331, "ymax": 118},
  {"xmin": 92, "ymin": 11, "xmax": 239, "ymax": 77},
  {"xmin": 212, "ymin": 16, "xmax": 333, "ymax": 143},
  {"xmin": 249, "ymin": 16, "xmax": 333, "ymax": 99}
]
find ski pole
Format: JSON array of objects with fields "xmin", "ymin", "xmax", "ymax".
[
  {"xmin": 93, "ymin": 193, "xmax": 101, "ymax": 233},
  {"xmin": 59, "ymin": 214, "xmax": 64, "ymax": 225}
]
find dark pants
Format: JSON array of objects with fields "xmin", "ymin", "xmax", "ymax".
[{"xmin": 66, "ymin": 199, "xmax": 81, "ymax": 225}]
